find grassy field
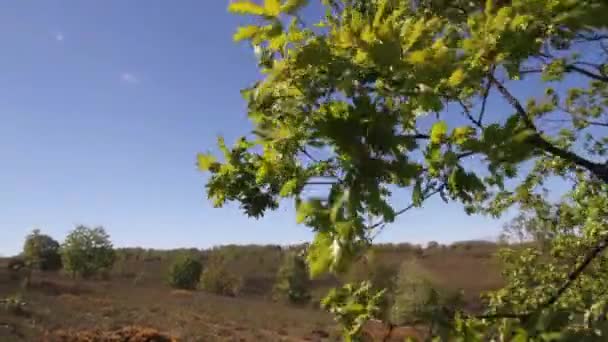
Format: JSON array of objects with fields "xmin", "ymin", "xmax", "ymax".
[{"xmin": 0, "ymin": 241, "xmax": 504, "ymax": 341}]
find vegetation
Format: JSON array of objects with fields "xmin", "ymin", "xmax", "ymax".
[
  {"xmin": 167, "ymin": 254, "xmax": 203, "ymax": 290},
  {"xmin": 22, "ymin": 229, "xmax": 62, "ymax": 271},
  {"xmin": 198, "ymin": 0, "xmax": 608, "ymax": 339},
  {"xmin": 61, "ymin": 225, "xmax": 116, "ymax": 279},
  {"xmin": 273, "ymin": 251, "xmax": 311, "ymax": 304},
  {"xmin": 200, "ymin": 254, "xmax": 243, "ymax": 297}
]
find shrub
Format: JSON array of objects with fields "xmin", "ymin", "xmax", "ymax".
[
  {"xmin": 273, "ymin": 251, "xmax": 310, "ymax": 304},
  {"xmin": 200, "ymin": 258, "xmax": 242, "ymax": 297},
  {"xmin": 23, "ymin": 229, "xmax": 62, "ymax": 271},
  {"xmin": 167, "ymin": 254, "xmax": 203, "ymax": 290},
  {"xmin": 390, "ymin": 260, "xmax": 441, "ymax": 325},
  {"xmin": 61, "ymin": 225, "xmax": 116, "ymax": 278},
  {"xmin": 390, "ymin": 260, "xmax": 465, "ymax": 328}
]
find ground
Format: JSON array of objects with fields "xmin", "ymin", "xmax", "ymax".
[{"xmin": 0, "ymin": 242, "xmax": 504, "ymax": 341}]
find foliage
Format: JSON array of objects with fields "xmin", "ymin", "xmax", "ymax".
[
  {"xmin": 167, "ymin": 254, "xmax": 203, "ymax": 290},
  {"xmin": 61, "ymin": 225, "xmax": 116, "ymax": 278},
  {"xmin": 273, "ymin": 251, "xmax": 311, "ymax": 304},
  {"xmin": 200, "ymin": 255, "xmax": 243, "ymax": 297},
  {"xmin": 321, "ymin": 281, "xmax": 385, "ymax": 341},
  {"xmin": 202, "ymin": 0, "xmax": 608, "ymax": 338},
  {"xmin": 23, "ymin": 229, "xmax": 62, "ymax": 271}
]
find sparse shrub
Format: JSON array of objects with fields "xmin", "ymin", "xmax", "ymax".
[
  {"xmin": 167, "ymin": 254, "xmax": 203, "ymax": 290},
  {"xmin": 200, "ymin": 257, "xmax": 242, "ymax": 296},
  {"xmin": 2, "ymin": 294, "xmax": 27, "ymax": 316},
  {"xmin": 23, "ymin": 229, "xmax": 62, "ymax": 271},
  {"xmin": 61, "ymin": 225, "xmax": 116, "ymax": 279},
  {"xmin": 273, "ymin": 251, "xmax": 310, "ymax": 304}
]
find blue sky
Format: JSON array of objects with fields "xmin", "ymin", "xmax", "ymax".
[{"xmin": 0, "ymin": 1, "xmax": 512, "ymax": 256}]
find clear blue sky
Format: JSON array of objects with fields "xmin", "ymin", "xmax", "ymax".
[{"xmin": 0, "ymin": 1, "xmax": 511, "ymax": 256}]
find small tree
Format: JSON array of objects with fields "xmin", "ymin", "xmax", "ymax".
[
  {"xmin": 273, "ymin": 251, "xmax": 311, "ymax": 304},
  {"xmin": 23, "ymin": 229, "xmax": 62, "ymax": 271},
  {"xmin": 61, "ymin": 225, "xmax": 115, "ymax": 278},
  {"xmin": 167, "ymin": 254, "xmax": 203, "ymax": 290}
]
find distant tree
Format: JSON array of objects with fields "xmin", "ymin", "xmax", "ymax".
[
  {"xmin": 167, "ymin": 254, "xmax": 203, "ymax": 290},
  {"xmin": 22, "ymin": 229, "xmax": 62, "ymax": 271},
  {"xmin": 273, "ymin": 251, "xmax": 311, "ymax": 304},
  {"xmin": 427, "ymin": 241, "xmax": 440, "ymax": 249},
  {"xmin": 61, "ymin": 225, "xmax": 115, "ymax": 278}
]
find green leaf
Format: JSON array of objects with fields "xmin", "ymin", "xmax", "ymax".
[
  {"xmin": 452, "ymin": 126, "xmax": 474, "ymax": 145},
  {"xmin": 233, "ymin": 25, "xmax": 260, "ymax": 41},
  {"xmin": 307, "ymin": 232, "xmax": 333, "ymax": 277},
  {"xmin": 280, "ymin": 178, "xmax": 298, "ymax": 197},
  {"xmin": 264, "ymin": 0, "xmax": 281, "ymax": 16},
  {"xmin": 281, "ymin": 0, "xmax": 308, "ymax": 15},
  {"xmin": 296, "ymin": 200, "xmax": 320, "ymax": 223},
  {"xmin": 431, "ymin": 121, "xmax": 448, "ymax": 144},
  {"xmin": 448, "ymin": 68, "xmax": 466, "ymax": 86},
  {"xmin": 228, "ymin": 1, "xmax": 266, "ymax": 16},
  {"xmin": 197, "ymin": 153, "xmax": 218, "ymax": 172}
]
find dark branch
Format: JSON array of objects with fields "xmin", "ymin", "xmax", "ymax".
[
  {"xmin": 478, "ymin": 66, "xmax": 495, "ymax": 126},
  {"xmin": 565, "ymin": 65, "xmax": 608, "ymax": 83},
  {"xmin": 457, "ymin": 99, "xmax": 483, "ymax": 129},
  {"xmin": 489, "ymin": 74, "xmax": 608, "ymax": 183}
]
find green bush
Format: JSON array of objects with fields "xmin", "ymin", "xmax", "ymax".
[
  {"xmin": 390, "ymin": 261, "xmax": 439, "ymax": 324},
  {"xmin": 390, "ymin": 260, "xmax": 464, "ymax": 328},
  {"xmin": 61, "ymin": 225, "xmax": 116, "ymax": 278},
  {"xmin": 273, "ymin": 251, "xmax": 310, "ymax": 304},
  {"xmin": 23, "ymin": 229, "xmax": 62, "ymax": 271},
  {"xmin": 200, "ymin": 258, "xmax": 242, "ymax": 297},
  {"xmin": 167, "ymin": 254, "xmax": 203, "ymax": 290}
]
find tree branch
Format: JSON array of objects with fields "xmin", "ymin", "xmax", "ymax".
[
  {"xmin": 478, "ymin": 66, "xmax": 495, "ymax": 126},
  {"xmin": 489, "ymin": 74, "xmax": 608, "ymax": 183},
  {"xmin": 476, "ymin": 234, "xmax": 608, "ymax": 322},
  {"xmin": 565, "ymin": 65, "xmax": 608, "ymax": 83}
]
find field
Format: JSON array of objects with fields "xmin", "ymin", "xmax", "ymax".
[{"xmin": 0, "ymin": 242, "xmax": 504, "ymax": 341}]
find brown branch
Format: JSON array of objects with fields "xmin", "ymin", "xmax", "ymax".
[
  {"xmin": 478, "ymin": 66, "xmax": 495, "ymax": 125},
  {"xmin": 489, "ymin": 74, "xmax": 608, "ymax": 183}
]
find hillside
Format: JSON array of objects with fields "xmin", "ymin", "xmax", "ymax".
[{"xmin": 0, "ymin": 241, "xmax": 504, "ymax": 341}]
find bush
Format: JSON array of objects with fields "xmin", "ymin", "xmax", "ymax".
[
  {"xmin": 273, "ymin": 251, "xmax": 310, "ymax": 304},
  {"xmin": 200, "ymin": 258, "xmax": 242, "ymax": 297},
  {"xmin": 61, "ymin": 225, "xmax": 115, "ymax": 278},
  {"xmin": 23, "ymin": 229, "xmax": 62, "ymax": 271},
  {"xmin": 167, "ymin": 254, "xmax": 203, "ymax": 290},
  {"xmin": 390, "ymin": 260, "xmax": 464, "ymax": 328},
  {"xmin": 389, "ymin": 260, "xmax": 441, "ymax": 325}
]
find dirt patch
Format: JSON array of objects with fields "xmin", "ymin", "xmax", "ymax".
[{"xmin": 45, "ymin": 326, "xmax": 176, "ymax": 342}]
